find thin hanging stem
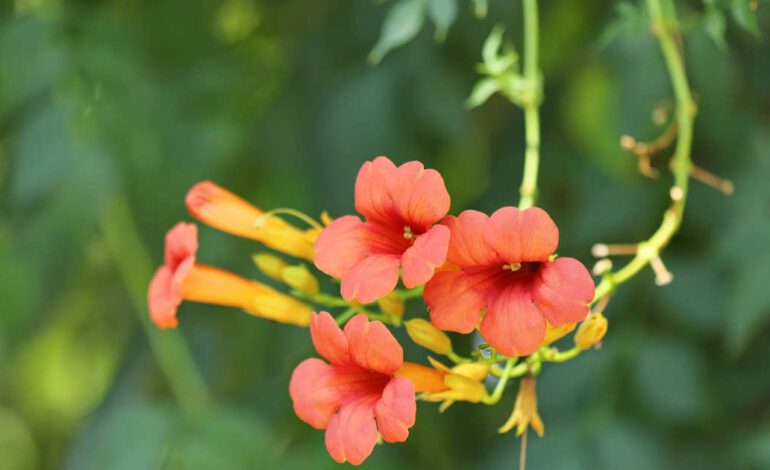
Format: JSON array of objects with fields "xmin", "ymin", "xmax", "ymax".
[{"xmin": 519, "ymin": 428, "xmax": 528, "ymax": 470}]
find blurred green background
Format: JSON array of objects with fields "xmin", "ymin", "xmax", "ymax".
[{"xmin": 1, "ymin": 0, "xmax": 769, "ymax": 468}]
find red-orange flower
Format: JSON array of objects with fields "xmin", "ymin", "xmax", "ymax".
[
  {"xmin": 314, "ymin": 157, "xmax": 451, "ymax": 303},
  {"xmin": 424, "ymin": 207, "xmax": 595, "ymax": 357},
  {"xmin": 148, "ymin": 222, "xmax": 312, "ymax": 328},
  {"xmin": 289, "ymin": 312, "xmax": 416, "ymax": 465}
]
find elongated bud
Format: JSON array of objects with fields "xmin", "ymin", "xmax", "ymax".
[
  {"xmin": 303, "ymin": 227, "xmax": 322, "ymax": 245},
  {"xmin": 575, "ymin": 312, "xmax": 608, "ymax": 350},
  {"xmin": 540, "ymin": 321, "xmax": 576, "ymax": 347},
  {"xmin": 252, "ymin": 253, "xmax": 288, "ymax": 281},
  {"xmin": 185, "ymin": 181, "xmax": 315, "ymax": 261},
  {"xmin": 404, "ymin": 319, "xmax": 452, "ymax": 355},
  {"xmin": 281, "ymin": 265, "xmax": 319, "ymax": 295},
  {"xmin": 377, "ymin": 291, "xmax": 405, "ymax": 318}
]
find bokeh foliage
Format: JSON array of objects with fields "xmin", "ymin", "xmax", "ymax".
[{"xmin": 1, "ymin": 0, "xmax": 769, "ymax": 468}]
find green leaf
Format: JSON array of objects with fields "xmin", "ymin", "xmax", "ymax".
[
  {"xmin": 595, "ymin": 1, "xmax": 644, "ymax": 50},
  {"xmin": 368, "ymin": 0, "xmax": 427, "ymax": 65},
  {"xmin": 0, "ymin": 408, "xmax": 38, "ymax": 470},
  {"xmin": 482, "ymin": 25, "xmax": 505, "ymax": 67},
  {"xmin": 731, "ymin": 0, "xmax": 761, "ymax": 36},
  {"xmin": 479, "ymin": 25, "xmax": 518, "ymax": 76},
  {"xmin": 428, "ymin": 0, "xmax": 458, "ymax": 42},
  {"xmin": 703, "ymin": 6, "xmax": 728, "ymax": 50},
  {"xmin": 11, "ymin": 286, "xmax": 128, "ymax": 429},
  {"xmin": 465, "ymin": 77, "xmax": 498, "ymax": 108},
  {"xmin": 472, "ymin": 0, "xmax": 488, "ymax": 19}
]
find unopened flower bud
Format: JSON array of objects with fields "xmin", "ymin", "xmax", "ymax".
[
  {"xmin": 252, "ymin": 253, "xmax": 288, "ymax": 281},
  {"xmin": 303, "ymin": 227, "xmax": 322, "ymax": 245},
  {"xmin": 377, "ymin": 291, "xmax": 405, "ymax": 318},
  {"xmin": 281, "ymin": 265, "xmax": 319, "ymax": 295},
  {"xmin": 404, "ymin": 319, "xmax": 452, "ymax": 355},
  {"xmin": 540, "ymin": 321, "xmax": 576, "ymax": 346},
  {"xmin": 575, "ymin": 312, "xmax": 608, "ymax": 350}
]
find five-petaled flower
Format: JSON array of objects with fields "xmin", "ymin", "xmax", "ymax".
[
  {"xmin": 147, "ymin": 222, "xmax": 312, "ymax": 328},
  {"xmin": 314, "ymin": 156, "xmax": 451, "ymax": 304},
  {"xmin": 289, "ymin": 312, "xmax": 416, "ymax": 465},
  {"xmin": 424, "ymin": 207, "xmax": 595, "ymax": 357}
]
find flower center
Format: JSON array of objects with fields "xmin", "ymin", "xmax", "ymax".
[
  {"xmin": 502, "ymin": 262, "xmax": 522, "ymax": 271},
  {"xmin": 403, "ymin": 226, "xmax": 414, "ymax": 239}
]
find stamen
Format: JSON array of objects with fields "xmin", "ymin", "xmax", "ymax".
[
  {"xmin": 650, "ymin": 256, "xmax": 673, "ymax": 286},
  {"xmin": 690, "ymin": 165, "xmax": 734, "ymax": 196},
  {"xmin": 592, "ymin": 259, "xmax": 613, "ymax": 276},
  {"xmin": 502, "ymin": 262, "xmax": 522, "ymax": 271},
  {"xmin": 403, "ymin": 226, "xmax": 413, "ymax": 239},
  {"xmin": 591, "ymin": 243, "xmax": 638, "ymax": 258},
  {"xmin": 669, "ymin": 186, "xmax": 684, "ymax": 202},
  {"xmin": 620, "ymin": 119, "xmax": 678, "ymax": 179}
]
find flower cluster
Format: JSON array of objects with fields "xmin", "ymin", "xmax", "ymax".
[{"xmin": 148, "ymin": 156, "xmax": 601, "ymax": 465}]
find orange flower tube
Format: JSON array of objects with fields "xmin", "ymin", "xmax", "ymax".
[
  {"xmin": 147, "ymin": 222, "xmax": 311, "ymax": 328},
  {"xmin": 185, "ymin": 181, "xmax": 315, "ymax": 261}
]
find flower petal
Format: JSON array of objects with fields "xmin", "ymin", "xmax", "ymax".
[
  {"xmin": 148, "ymin": 265, "xmax": 180, "ymax": 329},
  {"xmin": 485, "ymin": 207, "xmax": 558, "ymax": 262},
  {"xmin": 289, "ymin": 359, "xmax": 385, "ymax": 430},
  {"xmin": 389, "ymin": 160, "xmax": 450, "ymax": 230},
  {"xmin": 424, "ymin": 269, "xmax": 498, "ymax": 333},
  {"xmin": 401, "ymin": 224, "xmax": 450, "ymax": 288},
  {"xmin": 479, "ymin": 285, "xmax": 546, "ymax": 357},
  {"xmin": 314, "ymin": 216, "xmax": 373, "ymax": 278},
  {"xmin": 164, "ymin": 222, "xmax": 198, "ymax": 271},
  {"xmin": 533, "ymin": 257, "xmax": 595, "ymax": 325},
  {"xmin": 289, "ymin": 358, "xmax": 342, "ymax": 429},
  {"xmin": 354, "ymin": 156, "xmax": 398, "ymax": 225},
  {"xmin": 375, "ymin": 377, "xmax": 416, "ymax": 443},
  {"xmin": 324, "ymin": 398, "xmax": 379, "ymax": 465},
  {"xmin": 444, "ymin": 210, "xmax": 501, "ymax": 268},
  {"xmin": 343, "ymin": 314, "xmax": 403, "ymax": 374},
  {"xmin": 340, "ymin": 254, "xmax": 401, "ymax": 304},
  {"xmin": 310, "ymin": 312, "xmax": 351, "ymax": 366}
]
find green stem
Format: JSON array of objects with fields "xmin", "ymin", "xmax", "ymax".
[
  {"xmin": 447, "ymin": 351, "xmax": 472, "ymax": 364},
  {"xmin": 293, "ymin": 290, "xmax": 350, "ymax": 308},
  {"xmin": 335, "ymin": 306, "xmax": 358, "ymax": 325},
  {"xmin": 518, "ymin": 0, "xmax": 541, "ymax": 209},
  {"xmin": 544, "ymin": 346, "xmax": 582, "ymax": 363},
  {"xmin": 490, "ymin": 362, "xmax": 529, "ymax": 378},
  {"xmin": 100, "ymin": 194, "xmax": 208, "ymax": 414},
  {"xmin": 255, "ymin": 208, "xmax": 323, "ymax": 230},
  {"xmin": 593, "ymin": 0, "xmax": 695, "ymax": 304},
  {"xmin": 397, "ymin": 285, "xmax": 424, "ymax": 300},
  {"xmin": 483, "ymin": 357, "xmax": 516, "ymax": 404}
]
